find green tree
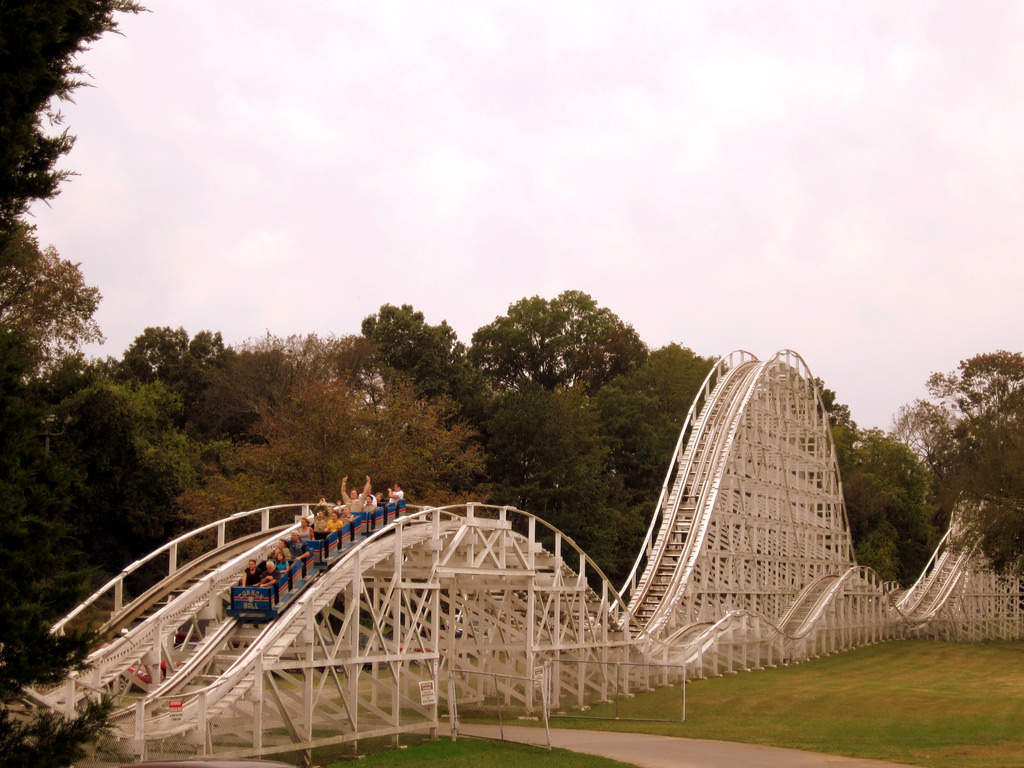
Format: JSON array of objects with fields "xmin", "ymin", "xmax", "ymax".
[
  {"xmin": 246, "ymin": 372, "xmax": 485, "ymax": 506},
  {"xmin": 359, "ymin": 377, "xmax": 485, "ymax": 504},
  {"xmin": 0, "ymin": 329, "xmax": 109, "ymax": 767},
  {"xmin": 248, "ymin": 376, "xmax": 366, "ymax": 500},
  {"xmin": 0, "ymin": 6, "xmax": 145, "ymax": 760},
  {"xmin": 815, "ymin": 377, "xmax": 857, "ymax": 430},
  {"xmin": 595, "ymin": 344, "xmax": 715, "ymax": 511},
  {"xmin": 908, "ymin": 351, "xmax": 1024, "ymax": 575},
  {"xmin": 113, "ymin": 326, "xmax": 234, "ymax": 439},
  {"xmin": 0, "ymin": 0, "xmax": 142, "ymax": 236},
  {"xmin": 0, "ymin": 223, "xmax": 102, "ymax": 369},
  {"xmin": 54, "ymin": 379, "xmax": 197, "ymax": 574},
  {"xmin": 834, "ymin": 427, "xmax": 935, "ymax": 584},
  {"xmin": 361, "ymin": 304, "xmax": 480, "ymax": 402},
  {"xmin": 469, "ymin": 290, "xmax": 647, "ymax": 394},
  {"xmin": 892, "ymin": 397, "xmax": 958, "ymax": 491},
  {"xmin": 483, "ymin": 382, "xmax": 619, "ymax": 574},
  {"xmin": 180, "ymin": 333, "xmax": 486, "ymax": 516},
  {"xmin": 589, "ymin": 345, "xmax": 716, "ymax": 582},
  {"xmin": 176, "ymin": 333, "xmax": 374, "ymax": 445}
]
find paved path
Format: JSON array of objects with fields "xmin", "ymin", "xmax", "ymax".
[{"xmin": 458, "ymin": 724, "xmax": 915, "ymax": 768}]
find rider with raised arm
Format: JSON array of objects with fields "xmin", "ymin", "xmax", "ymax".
[{"xmin": 341, "ymin": 475, "xmax": 373, "ymax": 515}]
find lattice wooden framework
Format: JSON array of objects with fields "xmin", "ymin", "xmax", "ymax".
[
  {"xmin": 626, "ymin": 350, "xmax": 1021, "ymax": 673},
  {"xmin": 25, "ymin": 349, "xmax": 1024, "ymax": 766},
  {"xmin": 625, "ymin": 350, "xmax": 853, "ymax": 636},
  {"xmin": 67, "ymin": 506, "xmax": 642, "ymax": 764},
  {"xmin": 896, "ymin": 518, "xmax": 1024, "ymax": 642}
]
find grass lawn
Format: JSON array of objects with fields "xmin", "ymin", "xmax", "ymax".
[
  {"xmin": 324, "ymin": 639, "xmax": 1024, "ymax": 768},
  {"xmin": 559, "ymin": 638, "xmax": 1024, "ymax": 768}
]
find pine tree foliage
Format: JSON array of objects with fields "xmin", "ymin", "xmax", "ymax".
[
  {"xmin": 0, "ymin": 0, "xmax": 143, "ymax": 234},
  {"xmin": 0, "ymin": 330, "xmax": 109, "ymax": 768}
]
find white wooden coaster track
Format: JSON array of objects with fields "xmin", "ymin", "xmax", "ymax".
[{"xmin": 26, "ymin": 350, "xmax": 1023, "ymax": 764}]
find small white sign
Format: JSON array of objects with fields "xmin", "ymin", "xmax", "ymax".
[
  {"xmin": 419, "ymin": 679, "xmax": 436, "ymax": 706},
  {"xmin": 534, "ymin": 666, "xmax": 545, "ymax": 689},
  {"xmin": 169, "ymin": 698, "xmax": 183, "ymax": 721}
]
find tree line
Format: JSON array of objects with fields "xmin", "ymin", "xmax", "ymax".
[
  {"xmin": 10, "ymin": 283, "xmax": 1004, "ymax": 592},
  {"xmin": 15, "ymin": 295, "xmax": 717, "ymax": 586}
]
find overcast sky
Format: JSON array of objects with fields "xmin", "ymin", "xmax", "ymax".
[{"xmin": 28, "ymin": 1, "xmax": 1024, "ymax": 430}]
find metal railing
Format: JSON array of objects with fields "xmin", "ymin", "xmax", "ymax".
[{"xmin": 52, "ymin": 503, "xmax": 314, "ymax": 636}]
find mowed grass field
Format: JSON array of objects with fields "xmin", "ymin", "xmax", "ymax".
[
  {"xmin": 565, "ymin": 639, "xmax": 1024, "ymax": 768},
  {"xmin": 329, "ymin": 639, "xmax": 1024, "ymax": 768}
]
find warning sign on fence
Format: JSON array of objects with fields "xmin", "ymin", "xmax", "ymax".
[
  {"xmin": 169, "ymin": 698, "xmax": 183, "ymax": 721},
  {"xmin": 534, "ymin": 666, "xmax": 544, "ymax": 689},
  {"xmin": 418, "ymin": 679, "xmax": 436, "ymax": 706}
]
